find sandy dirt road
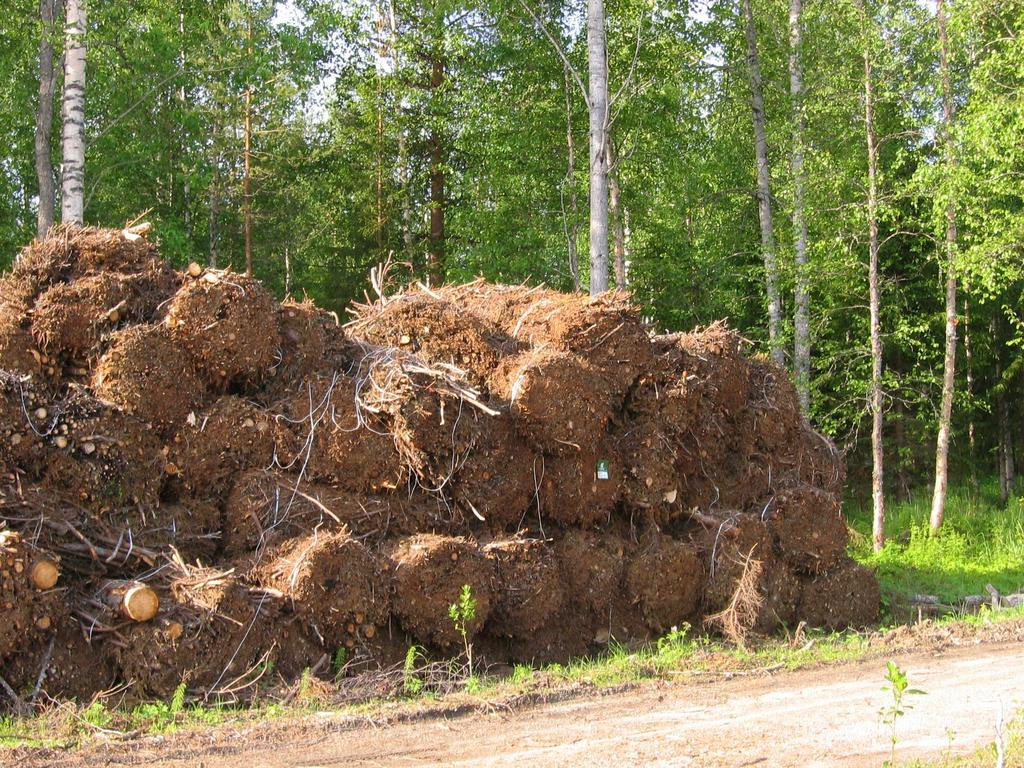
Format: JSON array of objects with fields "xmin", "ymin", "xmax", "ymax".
[{"xmin": 36, "ymin": 641, "xmax": 1023, "ymax": 768}]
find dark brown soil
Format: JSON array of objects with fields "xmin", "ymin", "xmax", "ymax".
[
  {"xmin": 262, "ymin": 299, "xmax": 328, "ymax": 401},
  {"xmin": 167, "ymin": 395, "xmax": 297, "ymax": 501},
  {"xmin": 39, "ymin": 399, "xmax": 164, "ymax": 511},
  {"xmin": 538, "ymin": 439, "xmax": 623, "ymax": 527},
  {"xmin": 389, "ymin": 534, "xmax": 494, "ymax": 648},
  {"xmin": 348, "ymin": 293, "xmax": 520, "ymax": 389},
  {"xmin": 484, "ymin": 538, "xmax": 565, "ymax": 638},
  {"xmin": 92, "ymin": 323, "xmax": 205, "ymax": 435},
  {"xmin": 798, "ymin": 557, "xmax": 881, "ymax": 630},
  {"xmin": 166, "ymin": 273, "xmax": 279, "ymax": 388},
  {"xmin": 275, "ymin": 373, "xmax": 406, "ymax": 494},
  {"xmin": 253, "ymin": 529, "xmax": 390, "ymax": 647},
  {"xmin": 0, "ymin": 530, "xmax": 64, "ymax": 662},
  {"xmin": 490, "ymin": 349, "xmax": 614, "ymax": 454},
  {"xmin": 31, "ymin": 268, "xmax": 179, "ymax": 362},
  {"xmin": 765, "ymin": 484, "xmax": 848, "ymax": 575},
  {"xmin": 626, "ymin": 533, "xmax": 705, "ymax": 633}
]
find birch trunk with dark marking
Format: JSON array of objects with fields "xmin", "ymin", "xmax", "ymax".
[
  {"xmin": 35, "ymin": 0, "xmax": 59, "ymax": 238},
  {"xmin": 587, "ymin": 0, "xmax": 609, "ymax": 295},
  {"xmin": 428, "ymin": 53, "xmax": 445, "ymax": 285},
  {"xmin": 208, "ymin": 118, "xmax": 220, "ymax": 268},
  {"xmin": 930, "ymin": 0, "xmax": 957, "ymax": 534},
  {"xmin": 243, "ymin": 12, "xmax": 254, "ymax": 277},
  {"xmin": 789, "ymin": 0, "xmax": 810, "ymax": 414},
  {"xmin": 563, "ymin": 66, "xmax": 581, "ymax": 292},
  {"xmin": 606, "ymin": 136, "xmax": 627, "ymax": 290},
  {"xmin": 60, "ymin": 0, "xmax": 86, "ymax": 225},
  {"xmin": 742, "ymin": 0, "xmax": 782, "ymax": 366},
  {"xmin": 862, "ymin": 13, "xmax": 885, "ymax": 553},
  {"xmin": 386, "ymin": 0, "xmax": 412, "ymax": 256},
  {"xmin": 994, "ymin": 316, "xmax": 1014, "ymax": 506},
  {"xmin": 964, "ymin": 298, "xmax": 977, "ymax": 490}
]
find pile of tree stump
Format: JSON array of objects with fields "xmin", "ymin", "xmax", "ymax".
[{"xmin": 0, "ymin": 226, "xmax": 878, "ymax": 703}]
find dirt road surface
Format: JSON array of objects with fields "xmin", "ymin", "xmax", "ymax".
[{"xmin": 32, "ymin": 641, "xmax": 1022, "ymax": 768}]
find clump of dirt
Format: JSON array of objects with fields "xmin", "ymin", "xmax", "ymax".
[
  {"xmin": 490, "ymin": 349, "xmax": 614, "ymax": 454},
  {"xmin": 168, "ymin": 395, "xmax": 296, "ymax": 501},
  {"xmin": 253, "ymin": 529, "xmax": 390, "ymax": 647},
  {"xmin": 275, "ymin": 373, "xmax": 406, "ymax": 494},
  {"xmin": 0, "ymin": 373, "xmax": 51, "ymax": 475},
  {"xmin": 112, "ymin": 564, "xmax": 279, "ymax": 699},
  {"xmin": 439, "ymin": 283, "xmax": 652, "ymax": 395},
  {"xmin": 31, "ymin": 268, "xmax": 179, "ymax": 363},
  {"xmin": 799, "ymin": 557, "xmax": 881, "ymax": 630},
  {"xmin": 554, "ymin": 529, "xmax": 626, "ymax": 622},
  {"xmin": 0, "ymin": 308, "xmax": 44, "ymax": 379},
  {"xmin": 447, "ymin": 415, "xmax": 537, "ymax": 532},
  {"xmin": 765, "ymin": 485, "xmax": 847, "ymax": 575},
  {"xmin": 262, "ymin": 299, "xmax": 328, "ymax": 401},
  {"xmin": 0, "ymin": 530, "xmax": 64, "ymax": 662},
  {"xmin": 626, "ymin": 533, "xmax": 705, "ymax": 633},
  {"xmin": 92, "ymin": 323, "xmax": 205, "ymax": 435},
  {"xmin": 166, "ymin": 272, "xmax": 279, "ymax": 388},
  {"xmin": 223, "ymin": 470, "xmax": 465, "ymax": 556},
  {"xmin": 389, "ymin": 534, "xmax": 493, "ymax": 648},
  {"xmin": 39, "ymin": 398, "xmax": 164, "ymax": 511},
  {"xmin": 538, "ymin": 439, "xmax": 623, "ymax": 527},
  {"xmin": 348, "ymin": 293, "xmax": 520, "ymax": 388},
  {"xmin": 484, "ymin": 538, "xmax": 564, "ymax": 638},
  {"xmin": 0, "ymin": 614, "xmax": 114, "ymax": 701},
  {"xmin": 11, "ymin": 225, "xmax": 166, "ymax": 301}
]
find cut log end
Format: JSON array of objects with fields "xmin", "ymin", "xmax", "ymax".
[
  {"xmin": 30, "ymin": 559, "xmax": 60, "ymax": 590},
  {"xmin": 123, "ymin": 584, "xmax": 160, "ymax": 622}
]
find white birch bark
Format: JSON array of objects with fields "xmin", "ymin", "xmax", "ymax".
[
  {"xmin": 60, "ymin": 0, "xmax": 86, "ymax": 225},
  {"xmin": 587, "ymin": 0, "xmax": 609, "ymax": 295},
  {"xmin": 742, "ymin": 0, "xmax": 783, "ymax": 366},
  {"xmin": 789, "ymin": 0, "xmax": 810, "ymax": 414}
]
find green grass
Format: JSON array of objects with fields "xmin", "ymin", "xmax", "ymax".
[
  {"xmin": 902, "ymin": 711, "xmax": 1022, "ymax": 767},
  {"xmin": 847, "ymin": 478, "xmax": 1024, "ymax": 604}
]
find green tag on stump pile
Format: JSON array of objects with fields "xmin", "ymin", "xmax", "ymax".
[{"xmin": 596, "ymin": 459, "xmax": 610, "ymax": 480}]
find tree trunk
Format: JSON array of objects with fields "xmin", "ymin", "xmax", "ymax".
[
  {"xmin": 930, "ymin": 0, "xmax": 957, "ymax": 534},
  {"xmin": 742, "ymin": 0, "xmax": 783, "ymax": 366},
  {"xmin": 994, "ymin": 317, "xmax": 1011, "ymax": 505},
  {"xmin": 606, "ymin": 136, "xmax": 627, "ymax": 290},
  {"xmin": 208, "ymin": 118, "xmax": 220, "ymax": 268},
  {"xmin": 563, "ymin": 65, "xmax": 581, "ymax": 292},
  {"xmin": 964, "ymin": 297, "xmax": 977, "ymax": 491},
  {"xmin": 386, "ymin": 0, "xmax": 412, "ymax": 257},
  {"xmin": 35, "ymin": 0, "xmax": 58, "ymax": 238},
  {"xmin": 427, "ymin": 53, "xmax": 445, "ymax": 285},
  {"xmin": 60, "ymin": 0, "xmax": 86, "ymax": 225},
  {"xmin": 863, "ymin": 19, "xmax": 885, "ymax": 553},
  {"xmin": 587, "ymin": 0, "xmax": 609, "ymax": 296},
  {"xmin": 243, "ymin": 12, "xmax": 254, "ymax": 277},
  {"xmin": 789, "ymin": 0, "xmax": 810, "ymax": 414}
]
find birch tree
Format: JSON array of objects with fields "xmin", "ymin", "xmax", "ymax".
[
  {"xmin": 34, "ymin": 0, "xmax": 59, "ymax": 237},
  {"xmin": 587, "ymin": 0, "xmax": 610, "ymax": 295},
  {"xmin": 60, "ymin": 0, "xmax": 85, "ymax": 225},
  {"xmin": 789, "ymin": 0, "xmax": 810, "ymax": 413},
  {"xmin": 858, "ymin": 0, "xmax": 885, "ymax": 552},
  {"xmin": 742, "ymin": 0, "xmax": 783, "ymax": 367},
  {"xmin": 929, "ymin": 0, "xmax": 958, "ymax": 533}
]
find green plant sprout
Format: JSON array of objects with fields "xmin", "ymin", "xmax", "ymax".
[
  {"xmin": 449, "ymin": 583, "xmax": 477, "ymax": 677},
  {"xmin": 403, "ymin": 645, "xmax": 424, "ymax": 695},
  {"xmin": 880, "ymin": 660, "xmax": 926, "ymax": 765}
]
